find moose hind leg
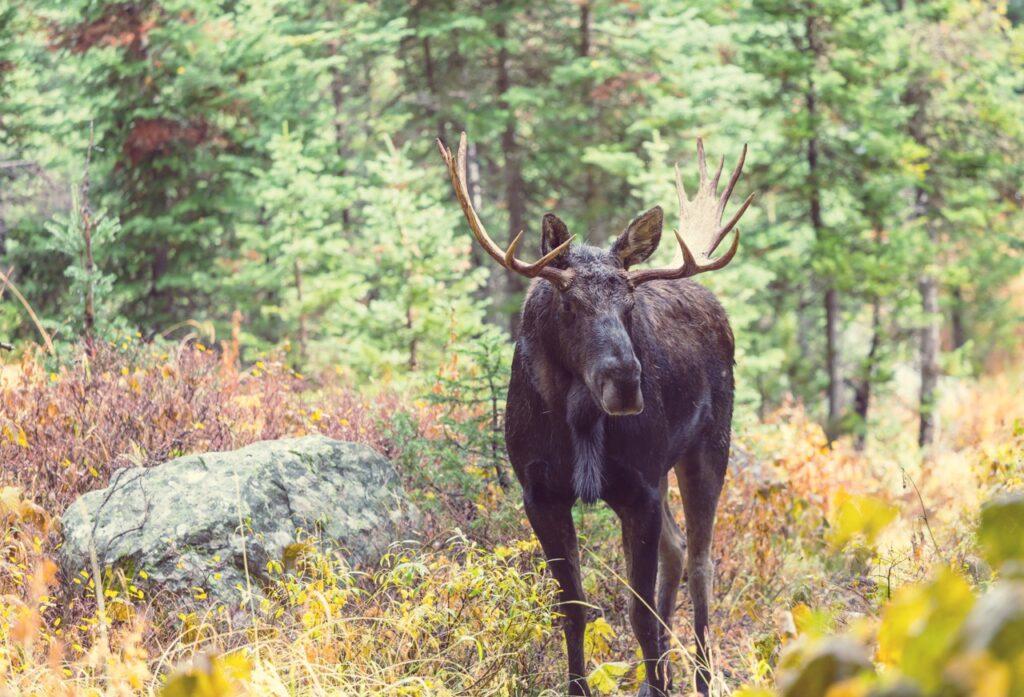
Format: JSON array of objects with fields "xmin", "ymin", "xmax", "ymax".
[
  {"xmin": 675, "ymin": 442, "xmax": 727, "ymax": 696},
  {"xmin": 523, "ymin": 493, "xmax": 592, "ymax": 696}
]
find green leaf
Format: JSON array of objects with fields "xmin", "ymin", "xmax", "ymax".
[{"xmin": 979, "ymin": 494, "xmax": 1024, "ymax": 572}]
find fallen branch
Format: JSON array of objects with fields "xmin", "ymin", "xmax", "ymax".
[
  {"xmin": 0, "ymin": 340, "xmax": 12, "ymax": 351},
  {"xmin": 0, "ymin": 267, "xmax": 54, "ymax": 355},
  {"xmin": 0, "ymin": 159, "xmax": 38, "ymax": 171}
]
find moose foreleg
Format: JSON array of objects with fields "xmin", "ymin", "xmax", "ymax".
[
  {"xmin": 616, "ymin": 492, "xmax": 667, "ymax": 696},
  {"xmin": 523, "ymin": 493, "xmax": 591, "ymax": 696}
]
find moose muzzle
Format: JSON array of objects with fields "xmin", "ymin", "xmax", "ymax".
[{"xmin": 593, "ymin": 357, "xmax": 643, "ymax": 416}]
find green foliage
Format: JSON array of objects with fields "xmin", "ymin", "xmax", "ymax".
[
  {"xmin": 979, "ymin": 494, "xmax": 1024, "ymax": 575},
  {"xmin": 43, "ymin": 188, "xmax": 126, "ymax": 340},
  {"xmin": 0, "ymin": 0, "xmax": 1022, "ymax": 445},
  {"xmin": 389, "ymin": 324, "xmax": 513, "ymax": 530},
  {"xmin": 423, "ymin": 324, "xmax": 512, "ymax": 489},
  {"xmin": 331, "ymin": 136, "xmax": 487, "ymax": 380},
  {"xmin": 228, "ymin": 122, "xmax": 351, "ymax": 361}
]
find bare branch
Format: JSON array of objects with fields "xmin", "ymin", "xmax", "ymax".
[{"xmin": 0, "ymin": 267, "xmax": 55, "ymax": 355}]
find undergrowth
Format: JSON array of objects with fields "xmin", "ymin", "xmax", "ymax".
[{"xmin": 1, "ymin": 338, "xmax": 1022, "ymax": 695}]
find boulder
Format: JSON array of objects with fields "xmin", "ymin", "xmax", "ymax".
[{"xmin": 59, "ymin": 435, "xmax": 416, "ymax": 605}]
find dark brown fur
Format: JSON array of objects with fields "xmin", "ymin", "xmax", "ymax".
[{"xmin": 505, "ymin": 213, "xmax": 733, "ymax": 696}]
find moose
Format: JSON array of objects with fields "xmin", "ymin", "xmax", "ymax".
[{"xmin": 437, "ymin": 133, "xmax": 752, "ymax": 696}]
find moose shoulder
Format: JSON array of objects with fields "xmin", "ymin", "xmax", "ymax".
[{"xmin": 438, "ymin": 133, "xmax": 753, "ymax": 697}]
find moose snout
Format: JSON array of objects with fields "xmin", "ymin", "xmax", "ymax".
[{"xmin": 594, "ymin": 358, "xmax": 643, "ymax": 416}]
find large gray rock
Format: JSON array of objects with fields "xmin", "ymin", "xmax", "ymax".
[{"xmin": 59, "ymin": 436, "xmax": 416, "ymax": 605}]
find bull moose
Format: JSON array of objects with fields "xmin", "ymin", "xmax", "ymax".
[{"xmin": 437, "ymin": 133, "xmax": 753, "ymax": 696}]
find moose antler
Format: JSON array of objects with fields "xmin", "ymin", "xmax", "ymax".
[
  {"xmin": 630, "ymin": 138, "xmax": 754, "ymax": 285},
  {"xmin": 437, "ymin": 133, "xmax": 575, "ymax": 290}
]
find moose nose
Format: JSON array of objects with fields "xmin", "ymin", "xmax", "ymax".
[{"xmin": 596, "ymin": 358, "xmax": 643, "ymax": 416}]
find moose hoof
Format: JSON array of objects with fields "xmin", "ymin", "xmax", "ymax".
[
  {"xmin": 569, "ymin": 676, "xmax": 592, "ymax": 697},
  {"xmin": 636, "ymin": 683, "xmax": 668, "ymax": 697}
]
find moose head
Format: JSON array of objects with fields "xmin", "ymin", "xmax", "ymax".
[{"xmin": 437, "ymin": 133, "xmax": 753, "ymax": 420}]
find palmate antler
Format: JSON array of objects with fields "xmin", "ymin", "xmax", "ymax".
[
  {"xmin": 437, "ymin": 133, "xmax": 575, "ymax": 290},
  {"xmin": 630, "ymin": 138, "xmax": 754, "ymax": 285}
]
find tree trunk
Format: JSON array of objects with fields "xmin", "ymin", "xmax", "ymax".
[
  {"xmin": 422, "ymin": 36, "xmax": 445, "ymax": 140},
  {"xmin": 918, "ymin": 216, "xmax": 940, "ymax": 448},
  {"xmin": 904, "ymin": 79, "xmax": 941, "ymax": 450},
  {"xmin": 950, "ymin": 285, "xmax": 967, "ymax": 350},
  {"xmin": 82, "ymin": 122, "xmax": 96, "ymax": 345},
  {"xmin": 293, "ymin": 260, "xmax": 308, "ymax": 363},
  {"xmin": 805, "ymin": 64, "xmax": 841, "ymax": 434},
  {"xmin": 495, "ymin": 18, "xmax": 526, "ymax": 336},
  {"xmin": 578, "ymin": 1, "xmax": 590, "ymax": 57},
  {"xmin": 853, "ymin": 297, "xmax": 881, "ymax": 450},
  {"xmin": 406, "ymin": 305, "xmax": 418, "ymax": 371},
  {"xmin": 578, "ymin": 1, "xmax": 597, "ymax": 218},
  {"xmin": 823, "ymin": 285, "xmax": 841, "ymax": 431}
]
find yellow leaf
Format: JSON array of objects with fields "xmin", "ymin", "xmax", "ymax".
[
  {"xmin": 828, "ymin": 490, "xmax": 898, "ymax": 550},
  {"xmin": 160, "ymin": 652, "xmax": 250, "ymax": 697},
  {"xmin": 792, "ymin": 604, "xmax": 833, "ymax": 638},
  {"xmin": 585, "ymin": 617, "xmax": 616, "ymax": 658},
  {"xmin": 877, "ymin": 567, "xmax": 974, "ymax": 691},
  {"xmin": 587, "ymin": 661, "xmax": 630, "ymax": 694},
  {"xmin": 0, "ymin": 486, "xmax": 52, "ymax": 532}
]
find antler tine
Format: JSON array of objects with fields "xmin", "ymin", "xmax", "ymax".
[
  {"xmin": 718, "ymin": 143, "xmax": 748, "ymax": 217},
  {"xmin": 674, "ymin": 162, "xmax": 687, "ymax": 212},
  {"xmin": 696, "ymin": 137, "xmax": 708, "ymax": 183},
  {"xmin": 699, "ymin": 226, "xmax": 741, "ymax": 271},
  {"xmin": 435, "ymin": 134, "xmax": 502, "ymax": 266},
  {"xmin": 712, "ymin": 191, "xmax": 755, "ymax": 252},
  {"xmin": 437, "ymin": 132, "xmax": 574, "ymax": 288},
  {"xmin": 710, "ymin": 155, "xmax": 725, "ymax": 192}
]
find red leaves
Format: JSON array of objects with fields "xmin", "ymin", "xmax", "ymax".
[
  {"xmin": 590, "ymin": 71, "xmax": 659, "ymax": 104},
  {"xmin": 54, "ymin": 3, "xmax": 157, "ymax": 58},
  {"xmin": 123, "ymin": 117, "xmax": 210, "ymax": 166},
  {"xmin": 0, "ymin": 342, "xmax": 401, "ymax": 513}
]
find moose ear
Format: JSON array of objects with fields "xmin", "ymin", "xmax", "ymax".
[
  {"xmin": 612, "ymin": 206, "xmax": 663, "ymax": 269},
  {"xmin": 541, "ymin": 213, "xmax": 572, "ymax": 267}
]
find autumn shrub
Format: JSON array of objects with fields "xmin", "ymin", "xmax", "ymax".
[
  {"xmin": 3, "ymin": 343, "xmax": 1023, "ymax": 696},
  {"xmin": 733, "ymin": 493, "xmax": 1024, "ymax": 697},
  {"xmin": 389, "ymin": 325, "xmax": 523, "ymax": 539},
  {"xmin": 1, "ymin": 526, "xmax": 561, "ymax": 696},
  {"xmin": 0, "ymin": 338, "xmax": 399, "ymax": 512},
  {"xmin": 1, "ymin": 338, "xmax": 556, "ymax": 695}
]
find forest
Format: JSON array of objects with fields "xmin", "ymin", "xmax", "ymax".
[{"xmin": 1, "ymin": 0, "xmax": 1023, "ymax": 695}]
